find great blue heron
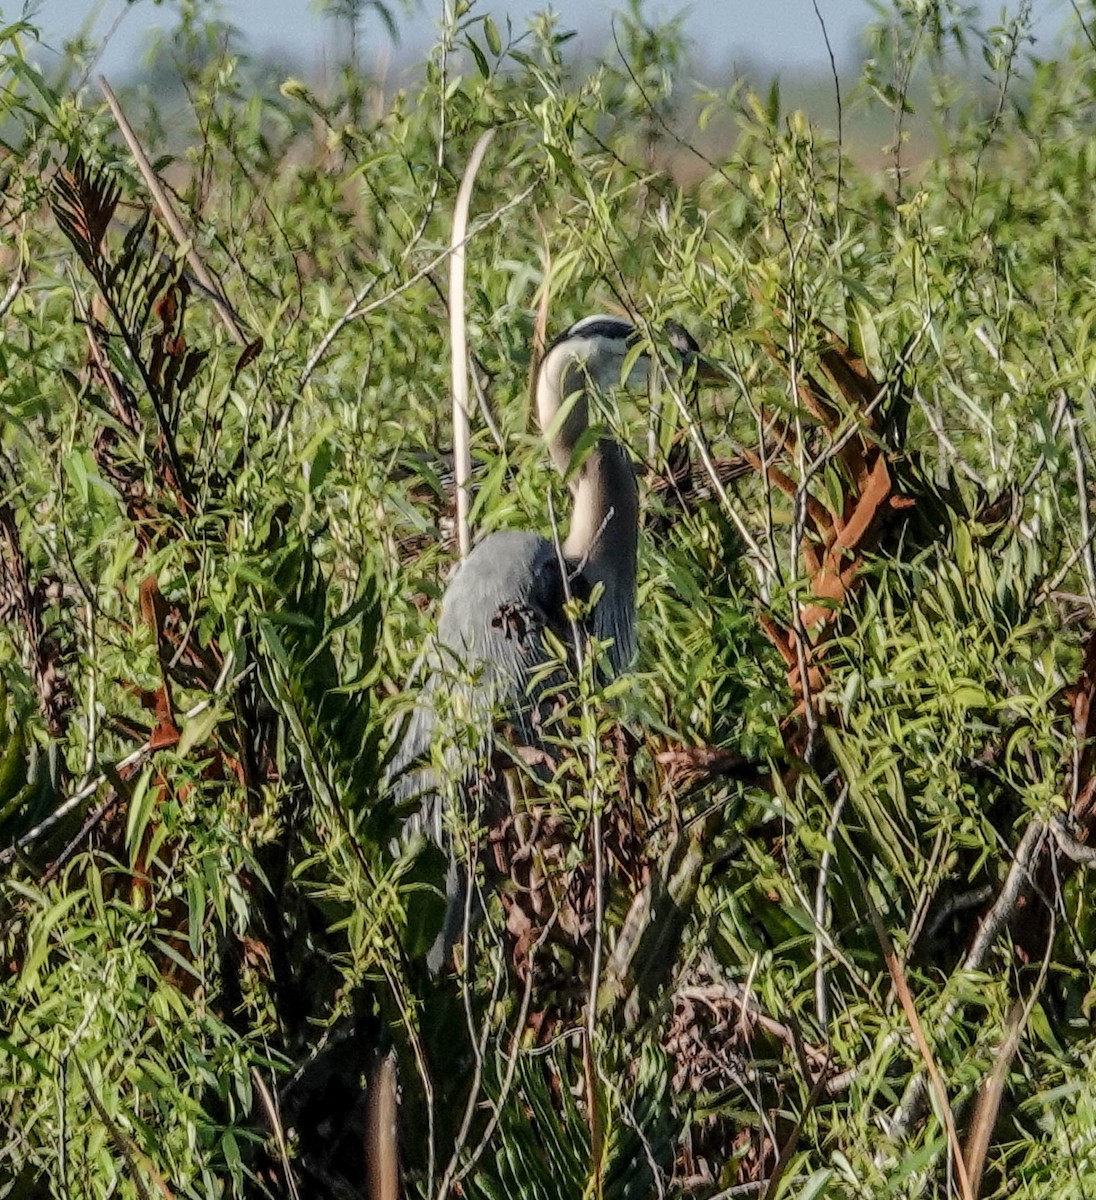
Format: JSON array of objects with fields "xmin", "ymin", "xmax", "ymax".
[{"xmin": 390, "ymin": 314, "xmax": 720, "ymax": 971}]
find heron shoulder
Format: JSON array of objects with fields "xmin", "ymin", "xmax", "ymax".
[
  {"xmin": 439, "ymin": 531, "xmax": 555, "ymax": 619},
  {"xmin": 437, "ymin": 529, "xmax": 589, "ymax": 656}
]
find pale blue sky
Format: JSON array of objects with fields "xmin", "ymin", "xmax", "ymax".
[{"xmin": 24, "ymin": 0, "xmax": 1075, "ymax": 80}]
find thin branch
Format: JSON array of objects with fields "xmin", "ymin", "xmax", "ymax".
[
  {"xmin": 1035, "ymin": 519, "xmax": 1096, "ymax": 607},
  {"xmin": 914, "ymin": 383, "xmax": 986, "ymax": 488},
  {"xmin": 1049, "ymin": 814, "xmax": 1096, "ymax": 865},
  {"xmin": 294, "ymin": 176, "xmax": 539, "ymax": 399},
  {"xmin": 0, "ymin": 264, "xmax": 25, "ymax": 321},
  {"xmin": 761, "ymin": 1057, "xmax": 831, "ymax": 1200},
  {"xmin": 1065, "ymin": 402, "xmax": 1096, "ymax": 611},
  {"xmin": 1021, "ymin": 390, "xmax": 1069, "ymax": 495},
  {"xmin": 452, "ymin": 949, "xmax": 538, "ymax": 1187},
  {"xmin": 434, "ymin": 872, "xmax": 507, "ymax": 1200},
  {"xmin": 888, "ymin": 818, "xmax": 1049, "ymax": 1141},
  {"xmin": 651, "ymin": 349, "xmax": 775, "ymax": 579},
  {"xmin": 962, "ymin": 820, "xmax": 1048, "ymax": 976},
  {"xmin": 1069, "ymin": 0, "xmax": 1096, "ymax": 51},
  {"xmin": 810, "ymin": 0, "xmax": 843, "ymax": 226},
  {"xmin": 813, "ymin": 783, "xmax": 848, "ymax": 1035},
  {"xmin": 73, "ymin": 1056, "xmax": 174, "ymax": 1200}
]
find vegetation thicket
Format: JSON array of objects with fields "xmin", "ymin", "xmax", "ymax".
[{"xmin": 2, "ymin": 1, "xmax": 1096, "ymax": 1196}]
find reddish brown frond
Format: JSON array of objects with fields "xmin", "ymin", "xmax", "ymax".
[{"xmin": 52, "ymin": 158, "xmax": 121, "ymax": 273}]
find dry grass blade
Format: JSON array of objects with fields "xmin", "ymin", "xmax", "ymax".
[
  {"xmin": 863, "ymin": 887, "xmax": 974, "ymax": 1200},
  {"xmin": 528, "ymin": 213, "xmax": 553, "ymax": 420},
  {"xmin": 449, "ymin": 127, "xmax": 496, "ymax": 560},
  {"xmin": 963, "ymin": 999, "xmax": 1024, "ymax": 1199},
  {"xmin": 367, "ymin": 1052, "xmax": 400, "ymax": 1200},
  {"xmin": 253, "ymin": 1069, "xmax": 302, "ymax": 1200}
]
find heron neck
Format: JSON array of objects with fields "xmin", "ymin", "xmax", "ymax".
[
  {"xmin": 537, "ymin": 349, "xmax": 639, "ymax": 669},
  {"xmin": 563, "ymin": 440, "xmax": 638, "ymax": 669},
  {"xmin": 562, "ymin": 439, "xmax": 637, "ymax": 566}
]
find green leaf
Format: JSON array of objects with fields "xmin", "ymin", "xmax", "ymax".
[
  {"xmin": 176, "ymin": 706, "xmax": 221, "ymax": 758},
  {"xmin": 124, "ymin": 766, "xmax": 157, "ymax": 860},
  {"xmin": 467, "ymin": 36, "xmax": 490, "ymax": 79},
  {"xmin": 484, "ymin": 15, "xmax": 502, "ymax": 56}
]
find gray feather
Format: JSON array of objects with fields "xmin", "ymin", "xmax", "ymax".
[{"xmin": 388, "ymin": 530, "xmax": 579, "ymax": 972}]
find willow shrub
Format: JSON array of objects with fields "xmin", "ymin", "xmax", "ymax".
[{"xmin": 2, "ymin": 2, "xmax": 1096, "ymax": 1197}]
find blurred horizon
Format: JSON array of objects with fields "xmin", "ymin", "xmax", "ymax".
[{"xmin": 30, "ymin": 0, "xmax": 1076, "ymax": 88}]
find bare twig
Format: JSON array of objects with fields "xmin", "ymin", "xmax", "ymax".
[
  {"xmin": 254, "ymin": 1068, "xmax": 302, "ymax": 1200},
  {"xmin": 709, "ymin": 1184, "xmax": 767, "ymax": 1200}
]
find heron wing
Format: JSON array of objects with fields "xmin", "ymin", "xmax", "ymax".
[{"xmin": 390, "ymin": 530, "xmax": 585, "ymax": 840}]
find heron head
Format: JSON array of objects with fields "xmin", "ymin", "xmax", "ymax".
[
  {"xmin": 536, "ymin": 316, "xmax": 638, "ymax": 459},
  {"xmin": 546, "ymin": 313, "xmax": 724, "ymax": 397},
  {"xmin": 538, "ymin": 314, "xmax": 725, "ymax": 464},
  {"xmin": 550, "ymin": 314, "xmax": 648, "ymax": 394}
]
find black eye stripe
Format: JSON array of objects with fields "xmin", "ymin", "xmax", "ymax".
[
  {"xmin": 546, "ymin": 315, "xmax": 700, "ymax": 356},
  {"xmin": 545, "ymin": 316, "xmax": 636, "ymax": 354},
  {"xmin": 564, "ymin": 316, "xmax": 636, "ymax": 342}
]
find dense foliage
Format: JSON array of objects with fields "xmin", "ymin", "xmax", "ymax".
[{"xmin": 2, "ymin": 1, "xmax": 1096, "ymax": 1196}]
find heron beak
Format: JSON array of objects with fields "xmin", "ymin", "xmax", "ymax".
[
  {"xmin": 660, "ymin": 321, "xmax": 729, "ymax": 387},
  {"xmin": 684, "ymin": 352, "xmax": 730, "ymax": 386}
]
